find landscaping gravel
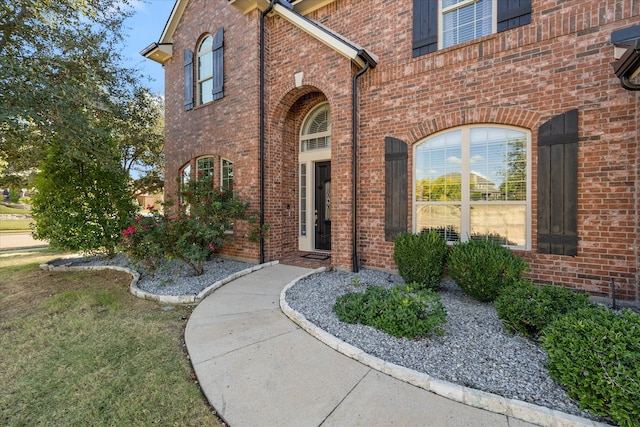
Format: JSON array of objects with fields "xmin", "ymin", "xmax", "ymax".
[
  {"xmin": 285, "ymin": 268, "xmax": 611, "ymax": 424},
  {"xmin": 50, "ymin": 253, "xmax": 254, "ymax": 296}
]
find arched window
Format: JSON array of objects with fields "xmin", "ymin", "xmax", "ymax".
[
  {"xmin": 197, "ymin": 35, "xmax": 214, "ymax": 105},
  {"xmin": 300, "ymin": 103, "xmax": 331, "ymax": 152},
  {"xmin": 414, "ymin": 125, "xmax": 530, "ymax": 248}
]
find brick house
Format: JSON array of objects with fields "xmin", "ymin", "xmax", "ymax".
[{"xmin": 143, "ymin": 0, "xmax": 640, "ymax": 303}]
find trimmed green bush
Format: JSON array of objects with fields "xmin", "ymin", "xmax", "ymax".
[
  {"xmin": 332, "ymin": 284, "xmax": 447, "ymax": 339},
  {"xmin": 494, "ymin": 280, "xmax": 593, "ymax": 339},
  {"xmin": 393, "ymin": 232, "xmax": 448, "ymax": 291},
  {"xmin": 542, "ymin": 307, "xmax": 640, "ymax": 427},
  {"xmin": 447, "ymin": 239, "xmax": 529, "ymax": 302}
]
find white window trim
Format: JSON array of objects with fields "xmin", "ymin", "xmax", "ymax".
[
  {"xmin": 300, "ymin": 102, "xmax": 331, "ymax": 152},
  {"xmin": 412, "ymin": 125, "xmax": 532, "ymax": 250},
  {"xmin": 438, "ymin": 0, "xmax": 497, "ymax": 50},
  {"xmin": 221, "ymin": 158, "xmax": 233, "ymax": 190}
]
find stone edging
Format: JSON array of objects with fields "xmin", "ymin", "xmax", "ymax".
[
  {"xmin": 279, "ymin": 268, "xmax": 612, "ymax": 427},
  {"xmin": 40, "ymin": 258, "xmax": 280, "ymax": 305}
]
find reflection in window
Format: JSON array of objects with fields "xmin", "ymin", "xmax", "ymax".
[{"xmin": 415, "ymin": 126, "xmax": 529, "ymax": 247}]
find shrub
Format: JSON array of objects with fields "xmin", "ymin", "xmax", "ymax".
[
  {"xmin": 120, "ymin": 179, "xmax": 253, "ymax": 275},
  {"xmin": 332, "ymin": 284, "xmax": 447, "ymax": 339},
  {"xmin": 447, "ymin": 239, "xmax": 528, "ymax": 302},
  {"xmin": 494, "ymin": 280, "xmax": 593, "ymax": 339},
  {"xmin": 542, "ymin": 307, "xmax": 640, "ymax": 427},
  {"xmin": 393, "ymin": 232, "xmax": 448, "ymax": 291}
]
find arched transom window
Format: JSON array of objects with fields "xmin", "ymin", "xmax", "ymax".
[
  {"xmin": 300, "ymin": 103, "xmax": 331, "ymax": 152},
  {"xmin": 414, "ymin": 125, "xmax": 531, "ymax": 248}
]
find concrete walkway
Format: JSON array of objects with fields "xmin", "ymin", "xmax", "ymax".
[{"xmin": 185, "ymin": 263, "xmax": 542, "ymax": 427}]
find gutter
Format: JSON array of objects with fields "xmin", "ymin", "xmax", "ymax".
[
  {"xmin": 259, "ymin": 0, "xmax": 278, "ymax": 264},
  {"xmin": 612, "ymin": 40, "xmax": 640, "ymax": 91}
]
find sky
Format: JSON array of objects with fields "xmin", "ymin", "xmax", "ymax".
[{"xmin": 121, "ymin": 0, "xmax": 176, "ymax": 95}]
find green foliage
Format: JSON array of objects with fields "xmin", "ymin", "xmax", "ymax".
[
  {"xmin": 494, "ymin": 280, "xmax": 593, "ymax": 339},
  {"xmin": 333, "ymin": 284, "xmax": 447, "ymax": 339},
  {"xmin": 18, "ymin": 196, "xmax": 32, "ymax": 205},
  {"xmin": 1, "ymin": 0, "xmax": 140, "ymax": 188},
  {"xmin": 542, "ymin": 307, "xmax": 640, "ymax": 426},
  {"xmin": 31, "ymin": 137, "xmax": 136, "ymax": 256},
  {"xmin": 8, "ymin": 190, "xmax": 20, "ymax": 203},
  {"xmin": 120, "ymin": 179, "xmax": 252, "ymax": 276},
  {"xmin": 447, "ymin": 239, "xmax": 529, "ymax": 302},
  {"xmin": 393, "ymin": 232, "xmax": 448, "ymax": 291}
]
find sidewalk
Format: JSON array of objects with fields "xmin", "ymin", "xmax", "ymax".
[
  {"xmin": 0, "ymin": 232, "xmax": 48, "ymax": 251},
  {"xmin": 185, "ymin": 263, "xmax": 541, "ymax": 427}
]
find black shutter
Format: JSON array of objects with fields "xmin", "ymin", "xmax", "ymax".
[
  {"xmin": 412, "ymin": 0, "xmax": 437, "ymax": 57},
  {"xmin": 385, "ymin": 137, "xmax": 408, "ymax": 241},
  {"xmin": 497, "ymin": 0, "xmax": 532, "ymax": 32},
  {"xmin": 537, "ymin": 109, "xmax": 578, "ymax": 256},
  {"xmin": 183, "ymin": 49, "xmax": 194, "ymax": 111},
  {"xmin": 212, "ymin": 27, "xmax": 224, "ymax": 101}
]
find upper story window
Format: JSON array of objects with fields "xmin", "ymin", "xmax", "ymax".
[
  {"xmin": 198, "ymin": 36, "xmax": 214, "ymax": 105},
  {"xmin": 414, "ymin": 125, "xmax": 530, "ymax": 249},
  {"xmin": 413, "ymin": 0, "xmax": 531, "ymax": 57},
  {"xmin": 441, "ymin": 0, "xmax": 493, "ymax": 49},
  {"xmin": 184, "ymin": 28, "xmax": 224, "ymax": 110},
  {"xmin": 300, "ymin": 103, "xmax": 331, "ymax": 152}
]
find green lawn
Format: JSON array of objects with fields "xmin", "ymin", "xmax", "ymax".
[
  {"xmin": 0, "ymin": 204, "xmax": 31, "ymax": 214},
  {"xmin": 0, "ymin": 219, "xmax": 33, "ymax": 232},
  {"xmin": 0, "ymin": 252, "xmax": 223, "ymax": 426}
]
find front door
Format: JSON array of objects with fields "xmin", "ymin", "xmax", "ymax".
[{"xmin": 315, "ymin": 161, "xmax": 331, "ymax": 251}]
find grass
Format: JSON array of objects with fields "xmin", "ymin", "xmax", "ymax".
[
  {"xmin": 0, "ymin": 219, "xmax": 33, "ymax": 232},
  {"xmin": 0, "ymin": 251, "xmax": 224, "ymax": 426},
  {"xmin": 0, "ymin": 204, "xmax": 31, "ymax": 214}
]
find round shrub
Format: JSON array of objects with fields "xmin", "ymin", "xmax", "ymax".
[
  {"xmin": 494, "ymin": 279, "xmax": 593, "ymax": 339},
  {"xmin": 542, "ymin": 307, "xmax": 640, "ymax": 426},
  {"xmin": 447, "ymin": 239, "xmax": 529, "ymax": 302},
  {"xmin": 393, "ymin": 232, "xmax": 448, "ymax": 291},
  {"xmin": 332, "ymin": 284, "xmax": 447, "ymax": 339}
]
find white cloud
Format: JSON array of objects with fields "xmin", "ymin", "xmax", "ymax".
[{"xmin": 447, "ymin": 156, "xmax": 461, "ymax": 164}]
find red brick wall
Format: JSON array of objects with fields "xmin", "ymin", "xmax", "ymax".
[{"xmin": 163, "ymin": 0, "xmax": 639, "ymax": 301}]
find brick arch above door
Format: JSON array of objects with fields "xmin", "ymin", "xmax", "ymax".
[
  {"xmin": 406, "ymin": 107, "xmax": 542, "ymax": 145},
  {"xmin": 269, "ymin": 83, "xmax": 335, "ymax": 131}
]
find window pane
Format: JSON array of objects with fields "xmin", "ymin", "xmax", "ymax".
[
  {"xmin": 416, "ymin": 205, "xmax": 461, "ymax": 242},
  {"xmin": 415, "ymin": 130, "xmax": 462, "ymax": 201},
  {"xmin": 300, "ymin": 164, "xmax": 307, "ymax": 236},
  {"xmin": 200, "ymin": 79, "xmax": 213, "ymax": 104},
  {"xmin": 470, "ymin": 128, "xmax": 527, "ymax": 202},
  {"xmin": 470, "ymin": 204, "xmax": 526, "ymax": 247},
  {"xmin": 199, "ymin": 36, "xmax": 213, "ymax": 53},
  {"xmin": 197, "ymin": 157, "xmax": 214, "ymax": 180},
  {"xmin": 198, "ymin": 51, "xmax": 213, "ymax": 79},
  {"xmin": 222, "ymin": 159, "xmax": 233, "ymax": 190},
  {"xmin": 442, "ymin": 0, "xmax": 492, "ymax": 48}
]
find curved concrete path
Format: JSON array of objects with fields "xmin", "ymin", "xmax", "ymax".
[{"xmin": 185, "ymin": 263, "xmax": 546, "ymax": 427}]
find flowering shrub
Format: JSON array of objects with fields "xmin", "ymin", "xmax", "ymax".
[{"xmin": 120, "ymin": 179, "xmax": 257, "ymax": 276}]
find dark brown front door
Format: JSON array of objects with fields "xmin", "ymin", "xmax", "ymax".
[{"xmin": 315, "ymin": 161, "xmax": 331, "ymax": 251}]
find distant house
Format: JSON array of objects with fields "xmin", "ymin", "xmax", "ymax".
[{"xmin": 143, "ymin": 0, "xmax": 640, "ymax": 304}]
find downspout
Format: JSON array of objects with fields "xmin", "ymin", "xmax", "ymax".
[
  {"xmin": 620, "ymin": 76, "xmax": 640, "ymax": 91},
  {"xmin": 260, "ymin": 1, "xmax": 277, "ymax": 264},
  {"xmin": 351, "ymin": 59, "xmax": 371, "ymax": 273}
]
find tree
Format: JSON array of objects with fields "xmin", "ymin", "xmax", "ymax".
[
  {"xmin": 1, "ymin": 0, "xmax": 146, "ymax": 253},
  {"xmin": 113, "ymin": 88, "xmax": 165, "ymax": 197},
  {"xmin": 0, "ymin": 0, "xmax": 139, "ymax": 187}
]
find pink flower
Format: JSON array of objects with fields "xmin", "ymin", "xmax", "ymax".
[
  {"xmin": 141, "ymin": 225, "xmax": 147, "ymax": 231},
  {"xmin": 146, "ymin": 205, "xmax": 154, "ymax": 210},
  {"xmin": 135, "ymin": 217, "xmax": 141, "ymax": 222},
  {"xmin": 208, "ymin": 243, "xmax": 216, "ymax": 251}
]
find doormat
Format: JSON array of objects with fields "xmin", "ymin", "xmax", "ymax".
[{"xmin": 301, "ymin": 253, "xmax": 330, "ymax": 261}]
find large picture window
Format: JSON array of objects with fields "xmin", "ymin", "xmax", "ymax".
[{"xmin": 414, "ymin": 126, "xmax": 530, "ymax": 248}]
